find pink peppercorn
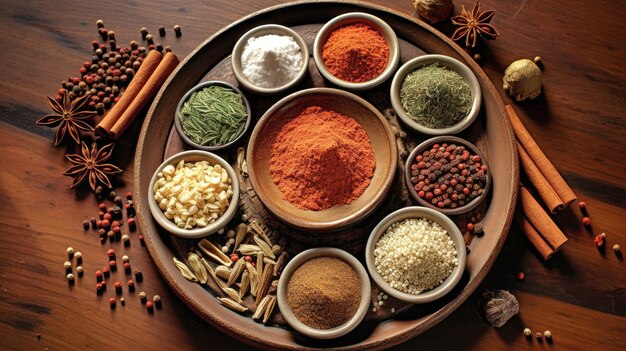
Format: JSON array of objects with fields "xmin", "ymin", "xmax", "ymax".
[
  {"xmin": 582, "ymin": 217, "xmax": 591, "ymax": 226},
  {"xmin": 109, "ymin": 297, "xmax": 116, "ymax": 308},
  {"xmin": 230, "ymin": 254, "xmax": 239, "ymax": 263},
  {"xmin": 104, "ymin": 213, "xmax": 112, "ymax": 220},
  {"xmin": 517, "ymin": 272, "xmax": 525, "ymax": 280},
  {"xmin": 109, "ymin": 260, "xmax": 117, "ymax": 267},
  {"xmin": 107, "ymin": 249, "xmax": 115, "ymax": 257},
  {"xmin": 579, "ymin": 201, "xmax": 586, "ymax": 209},
  {"xmin": 467, "ymin": 223, "xmax": 474, "ymax": 232}
]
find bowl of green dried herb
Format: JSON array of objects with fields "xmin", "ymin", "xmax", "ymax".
[
  {"xmin": 390, "ymin": 54, "xmax": 481, "ymax": 135},
  {"xmin": 175, "ymin": 81, "xmax": 251, "ymax": 150}
]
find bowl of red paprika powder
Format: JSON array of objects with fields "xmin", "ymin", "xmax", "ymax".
[
  {"xmin": 247, "ymin": 87, "xmax": 397, "ymax": 232},
  {"xmin": 313, "ymin": 12, "xmax": 400, "ymax": 91}
]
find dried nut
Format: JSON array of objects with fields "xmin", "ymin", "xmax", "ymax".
[
  {"xmin": 271, "ymin": 245, "xmax": 282, "ymax": 255},
  {"xmin": 239, "ymin": 271, "xmax": 250, "ymax": 298},
  {"xmin": 188, "ymin": 252, "xmax": 208, "ymax": 284},
  {"xmin": 173, "ymin": 257, "xmax": 198, "ymax": 282},
  {"xmin": 153, "ymin": 160, "xmax": 233, "ymax": 229},
  {"xmin": 227, "ymin": 258, "xmax": 246, "ymax": 286},
  {"xmin": 218, "ymin": 297, "xmax": 248, "ymax": 313},
  {"xmin": 199, "ymin": 239, "xmax": 231, "ymax": 266},
  {"xmin": 215, "ymin": 265, "xmax": 233, "ymax": 280},
  {"xmin": 238, "ymin": 244, "xmax": 262, "ymax": 256},
  {"xmin": 233, "ymin": 223, "xmax": 249, "ymax": 253},
  {"xmin": 503, "ymin": 59, "xmax": 542, "ymax": 101},
  {"xmin": 254, "ymin": 235, "xmax": 276, "ymax": 259},
  {"xmin": 412, "ymin": 0, "xmax": 453, "ymax": 24}
]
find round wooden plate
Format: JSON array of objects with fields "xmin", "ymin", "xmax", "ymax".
[{"xmin": 134, "ymin": 1, "xmax": 519, "ymax": 350}]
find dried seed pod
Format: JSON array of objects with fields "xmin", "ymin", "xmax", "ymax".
[
  {"xmin": 481, "ymin": 289, "xmax": 519, "ymax": 327},
  {"xmin": 218, "ymin": 297, "xmax": 248, "ymax": 313},
  {"xmin": 236, "ymin": 147, "xmax": 248, "ymax": 177},
  {"xmin": 200, "ymin": 258, "xmax": 226, "ymax": 294},
  {"xmin": 503, "ymin": 59, "xmax": 542, "ymax": 101},
  {"xmin": 238, "ymin": 244, "xmax": 262, "ymax": 256},
  {"xmin": 252, "ymin": 295, "xmax": 272, "ymax": 320},
  {"xmin": 255, "ymin": 264, "xmax": 274, "ymax": 306},
  {"xmin": 215, "ymin": 265, "xmax": 232, "ymax": 280},
  {"xmin": 173, "ymin": 257, "xmax": 198, "ymax": 282},
  {"xmin": 273, "ymin": 251, "xmax": 287, "ymax": 277},
  {"xmin": 239, "ymin": 271, "xmax": 250, "ymax": 298},
  {"xmin": 249, "ymin": 221, "xmax": 272, "ymax": 247},
  {"xmin": 227, "ymin": 258, "xmax": 246, "ymax": 286},
  {"xmin": 263, "ymin": 296, "xmax": 277, "ymax": 324},
  {"xmin": 253, "ymin": 235, "xmax": 275, "ymax": 259},
  {"xmin": 233, "ymin": 223, "xmax": 249, "ymax": 253},
  {"xmin": 199, "ymin": 239, "xmax": 231, "ymax": 266},
  {"xmin": 188, "ymin": 252, "xmax": 208, "ymax": 284},
  {"xmin": 246, "ymin": 262, "xmax": 260, "ymax": 296}
]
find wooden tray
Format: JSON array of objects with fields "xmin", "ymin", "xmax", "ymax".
[{"xmin": 134, "ymin": 1, "xmax": 519, "ymax": 350}]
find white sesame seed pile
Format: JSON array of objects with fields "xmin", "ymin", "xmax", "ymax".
[{"xmin": 374, "ymin": 218, "xmax": 458, "ymax": 295}]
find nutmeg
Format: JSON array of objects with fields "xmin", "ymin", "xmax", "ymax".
[
  {"xmin": 412, "ymin": 0, "xmax": 453, "ymax": 24},
  {"xmin": 503, "ymin": 59, "xmax": 543, "ymax": 101}
]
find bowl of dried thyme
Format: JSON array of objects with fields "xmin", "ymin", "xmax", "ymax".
[
  {"xmin": 175, "ymin": 81, "xmax": 251, "ymax": 151},
  {"xmin": 390, "ymin": 54, "xmax": 482, "ymax": 135}
]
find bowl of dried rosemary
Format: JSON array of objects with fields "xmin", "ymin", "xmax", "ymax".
[
  {"xmin": 390, "ymin": 54, "xmax": 482, "ymax": 135},
  {"xmin": 175, "ymin": 81, "xmax": 251, "ymax": 151}
]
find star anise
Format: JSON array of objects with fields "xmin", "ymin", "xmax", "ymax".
[
  {"xmin": 451, "ymin": 1, "xmax": 500, "ymax": 48},
  {"xmin": 63, "ymin": 142, "xmax": 123, "ymax": 190},
  {"xmin": 36, "ymin": 93, "xmax": 96, "ymax": 145}
]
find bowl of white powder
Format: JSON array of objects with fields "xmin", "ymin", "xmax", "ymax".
[
  {"xmin": 365, "ymin": 206, "xmax": 466, "ymax": 303},
  {"xmin": 232, "ymin": 24, "xmax": 309, "ymax": 95}
]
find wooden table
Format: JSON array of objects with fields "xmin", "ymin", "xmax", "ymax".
[{"xmin": 0, "ymin": 0, "xmax": 624, "ymax": 350}]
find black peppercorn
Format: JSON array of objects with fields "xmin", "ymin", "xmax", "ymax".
[
  {"xmin": 173, "ymin": 24, "xmax": 181, "ymax": 37},
  {"xmin": 158, "ymin": 26, "xmax": 166, "ymax": 37},
  {"xmin": 146, "ymin": 34, "xmax": 154, "ymax": 45},
  {"xmin": 140, "ymin": 27, "xmax": 149, "ymax": 39}
]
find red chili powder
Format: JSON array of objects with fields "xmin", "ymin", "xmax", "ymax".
[
  {"xmin": 322, "ymin": 22, "xmax": 390, "ymax": 83},
  {"xmin": 269, "ymin": 106, "xmax": 376, "ymax": 211}
]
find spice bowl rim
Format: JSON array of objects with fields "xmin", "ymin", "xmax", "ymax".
[
  {"xmin": 390, "ymin": 54, "xmax": 482, "ymax": 135},
  {"xmin": 147, "ymin": 150, "xmax": 240, "ymax": 239},
  {"xmin": 312, "ymin": 12, "xmax": 401, "ymax": 91},
  {"xmin": 277, "ymin": 247, "xmax": 372, "ymax": 339},
  {"xmin": 405, "ymin": 135, "xmax": 491, "ymax": 215},
  {"xmin": 174, "ymin": 80, "xmax": 252, "ymax": 151},
  {"xmin": 365, "ymin": 206, "xmax": 467, "ymax": 304},
  {"xmin": 231, "ymin": 24, "xmax": 310, "ymax": 95}
]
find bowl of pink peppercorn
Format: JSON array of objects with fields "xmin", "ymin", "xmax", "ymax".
[{"xmin": 405, "ymin": 136, "xmax": 491, "ymax": 215}]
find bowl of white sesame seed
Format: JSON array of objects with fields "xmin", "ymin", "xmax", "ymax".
[{"xmin": 365, "ymin": 206, "xmax": 466, "ymax": 303}]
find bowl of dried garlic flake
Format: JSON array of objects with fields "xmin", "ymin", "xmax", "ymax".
[{"xmin": 148, "ymin": 150, "xmax": 240, "ymax": 238}]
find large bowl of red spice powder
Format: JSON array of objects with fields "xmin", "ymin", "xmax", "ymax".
[{"xmin": 247, "ymin": 87, "xmax": 397, "ymax": 232}]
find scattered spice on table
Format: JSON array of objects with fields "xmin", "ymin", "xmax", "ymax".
[
  {"xmin": 374, "ymin": 218, "xmax": 458, "ymax": 294},
  {"xmin": 287, "ymin": 257, "xmax": 361, "ymax": 329},
  {"xmin": 241, "ymin": 34, "xmax": 303, "ymax": 88},
  {"xmin": 401, "ymin": 63, "xmax": 472, "ymax": 129},
  {"xmin": 178, "ymin": 85, "xmax": 247, "ymax": 146},
  {"xmin": 63, "ymin": 142, "xmax": 122, "ymax": 190},
  {"xmin": 451, "ymin": 0, "xmax": 499, "ymax": 48},
  {"xmin": 409, "ymin": 142, "xmax": 487, "ymax": 209},
  {"xmin": 153, "ymin": 160, "xmax": 233, "ymax": 228},
  {"xmin": 36, "ymin": 94, "xmax": 97, "ymax": 145},
  {"xmin": 269, "ymin": 106, "xmax": 376, "ymax": 211},
  {"xmin": 322, "ymin": 22, "xmax": 389, "ymax": 82}
]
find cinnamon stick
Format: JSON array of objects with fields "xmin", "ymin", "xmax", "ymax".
[
  {"xmin": 516, "ymin": 142, "xmax": 564, "ymax": 213},
  {"xmin": 519, "ymin": 186, "xmax": 567, "ymax": 251},
  {"xmin": 518, "ymin": 213, "xmax": 554, "ymax": 260},
  {"xmin": 506, "ymin": 105, "xmax": 577, "ymax": 207},
  {"xmin": 96, "ymin": 50, "xmax": 164, "ymax": 136},
  {"xmin": 109, "ymin": 52, "xmax": 179, "ymax": 139}
]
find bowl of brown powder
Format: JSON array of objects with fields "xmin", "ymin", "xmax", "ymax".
[
  {"xmin": 246, "ymin": 87, "xmax": 397, "ymax": 232},
  {"xmin": 277, "ymin": 248, "xmax": 371, "ymax": 339}
]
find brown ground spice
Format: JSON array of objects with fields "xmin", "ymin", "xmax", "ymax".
[{"xmin": 286, "ymin": 257, "xmax": 361, "ymax": 330}]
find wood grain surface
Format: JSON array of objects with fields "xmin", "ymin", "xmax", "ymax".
[{"xmin": 0, "ymin": 0, "xmax": 624, "ymax": 350}]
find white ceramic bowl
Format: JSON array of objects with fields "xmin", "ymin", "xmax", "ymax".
[
  {"xmin": 147, "ymin": 150, "xmax": 240, "ymax": 239},
  {"xmin": 277, "ymin": 248, "xmax": 371, "ymax": 339},
  {"xmin": 365, "ymin": 207, "xmax": 466, "ymax": 303},
  {"xmin": 232, "ymin": 24, "xmax": 310, "ymax": 95},
  {"xmin": 390, "ymin": 54, "xmax": 482, "ymax": 135},
  {"xmin": 313, "ymin": 12, "xmax": 400, "ymax": 91},
  {"xmin": 174, "ymin": 81, "xmax": 251, "ymax": 151}
]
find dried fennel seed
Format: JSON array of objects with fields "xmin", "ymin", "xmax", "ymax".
[
  {"xmin": 400, "ymin": 63, "xmax": 472, "ymax": 129},
  {"xmin": 173, "ymin": 257, "xmax": 198, "ymax": 282},
  {"xmin": 179, "ymin": 85, "xmax": 247, "ymax": 146}
]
